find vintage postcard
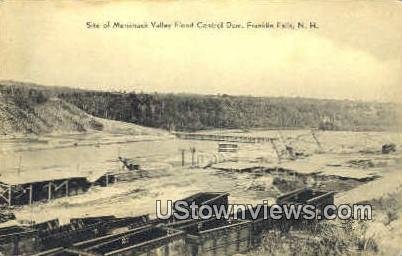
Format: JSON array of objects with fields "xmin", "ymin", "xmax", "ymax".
[{"xmin": 0, "ymin": 1, "xmax": 401, "ymax": 255}]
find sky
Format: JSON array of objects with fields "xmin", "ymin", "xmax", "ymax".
[{"xmin": 0, "ymin": 1, "xmax": 401, "ymax": 102}]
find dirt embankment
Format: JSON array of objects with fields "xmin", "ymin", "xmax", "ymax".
[{"xmin": 0, "ymin": 96, "xmax": 168, "ymax": 136}]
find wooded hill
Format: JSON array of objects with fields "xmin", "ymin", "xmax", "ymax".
[{"xmin": 1, "ymin": 80, "xmax": 400, "ymax": 132}]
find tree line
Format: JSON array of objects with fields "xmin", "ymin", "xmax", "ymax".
[{"xmin": 1, "ymin": 81, "xmax": 399, "ymax": 131}]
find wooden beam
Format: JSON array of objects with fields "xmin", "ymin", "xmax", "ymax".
[
  {"xmin": 269, "ymin": 140, "xmax": 281, "ymax": 162},
  {"xmin": 0, "ymin": 183, "xmax": 10, "ymax": 189},
  {"xmin": 180, "ymin": 149, "xmax": 185, "ymax": 167},
  {"xmin": 52, "ymin": 180, "xmax": 70, "ymax": 198},
  {"xmin": 0, "ymin": 186, "xmax": 11, "ymax": 205},
  {"xmin": 0, "ymin": 185, "xmax": 12, "ymax": 206},
  {"xmin": 8, "ymin": 185, "xmax": 12, "ymax": 206},
  {"xmin": 66, "ymin": 180, "xmax": 69, "ymax": 197},
  {"xmin": 29, "ymin": 184, "xmax": 33, "ymax": 205},
  {"xmin": 311, "ymin": 130, "xmax": 323, "ymax": 151},
  {"xmin": 48, "ymin": 181, "xmax": 53, "ymax": 201}
]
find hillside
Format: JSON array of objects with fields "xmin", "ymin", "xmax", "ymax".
[
  {"xmin": 0, "ymin": 86, "xmax": 167, "ymax": 136},
  {"xmin": 0, "ymin": 80, "xmax": 400, "ymax": 133}
]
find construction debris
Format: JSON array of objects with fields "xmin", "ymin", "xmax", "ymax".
[
  {"xmin": 382, "ymin": 143, "xmax": 396, "ymax": 154},
  {"xmin": 118, "ymin": 157, "xmax": 140, "ymax": 171}
]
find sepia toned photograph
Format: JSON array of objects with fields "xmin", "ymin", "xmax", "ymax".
[{"xmin": 0, "ymin": 1, "xmax": 401, "ymax": 255}]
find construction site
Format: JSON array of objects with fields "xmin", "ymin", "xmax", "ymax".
[
  {"xmin": 0, "ymin": 128, "xmax": 401, "ymax": 255},
  {"xmin": 2, "ymin": 0, "xmax": 402, "ymax": 253}
]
